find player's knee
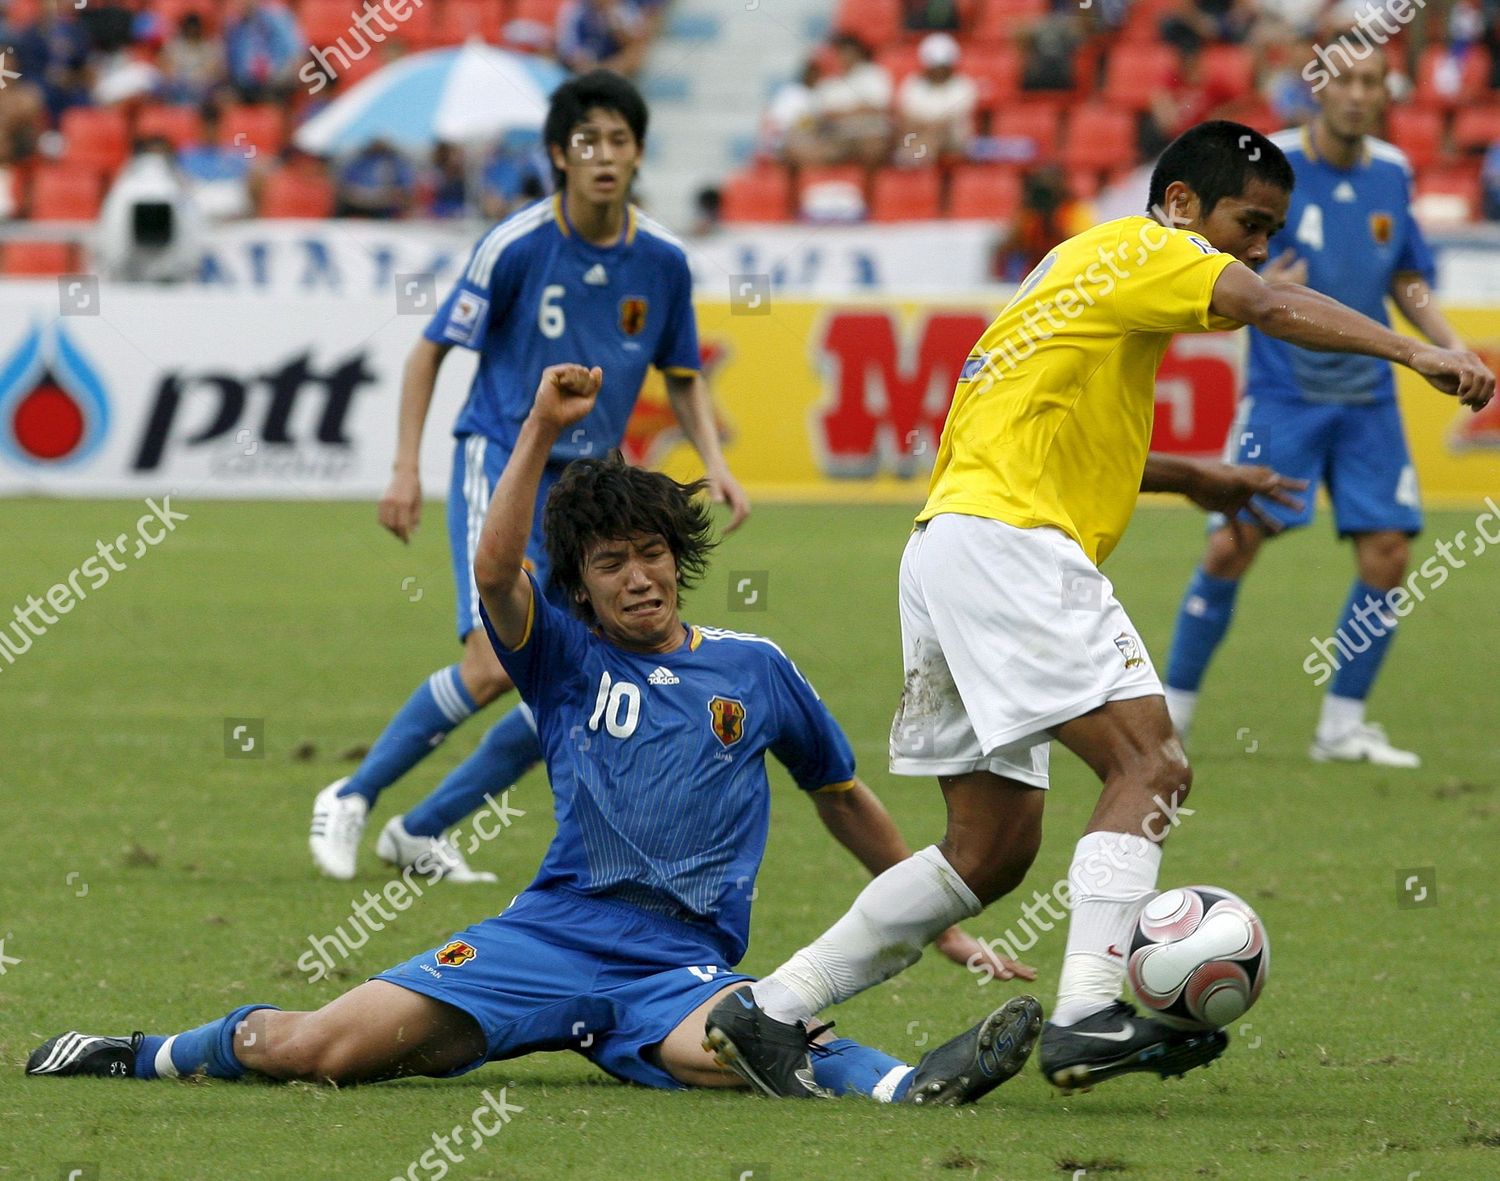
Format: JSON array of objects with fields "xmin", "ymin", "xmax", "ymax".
[
  {"xmin": 1146, "ymin": 747, "xmax": 1193, "ymax": 810},
  {"xmin": 1359, "ymin": 534, "xmax": 1409, "ymax": 590},
  {"xmin": 459, "ymin": 645, "xmax": 513, "ymax": 706},
  {"xmin": 1203, "ymin": 527, "xmax": 1258, "ymax": 580}
]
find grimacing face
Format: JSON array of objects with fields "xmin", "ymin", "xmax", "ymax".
[
  {"xmin": 1163, "ymin": 177, "xmax": 1290, "ymax": 269},
  {"xmin": 577, "ymin": 532, "xmax": 682, "ymax": 651}
]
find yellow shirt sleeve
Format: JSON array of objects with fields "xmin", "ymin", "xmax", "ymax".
[{"xmin": 1113, "ymin": 223, "xmax": 1240, "ymax": 334}]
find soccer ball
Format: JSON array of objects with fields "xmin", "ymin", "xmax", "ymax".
[{"xmin": 1127, "ymin": 885, "xmax": 1269, "ymax": 1030}]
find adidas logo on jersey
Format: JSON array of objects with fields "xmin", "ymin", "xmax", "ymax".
[
  {"xmin": 583, "ymin": 263, "xmax": 609, "ymax": 286},
  {"xmin": 647, "ymin": 666, "xmax": 679, "ymax": 685},
  {"xmin": 1333, "ymin": 181, "xmax": 1357, "ymax": 203}
]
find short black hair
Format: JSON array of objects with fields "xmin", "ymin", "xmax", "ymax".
[
  {"xmin": 543, "ymin": 452, "xmax": 716, "ymax": 623},
  {"xmin": 543, "ymin": 69, "xmax": 648, "ymax": 191},
  {"xmin": 1147, "ymin": 121, "xmax": 1294, "ymax": 219}
]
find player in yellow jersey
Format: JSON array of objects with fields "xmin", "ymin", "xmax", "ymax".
[{"xmin": 705, "ymin": 120, "xmax": 1494, "ymax": 1098}]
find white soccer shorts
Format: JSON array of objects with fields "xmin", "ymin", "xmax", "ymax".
[{"xmin": 889, "ymin": 513, "xmax": 1163, "ymax": 789}]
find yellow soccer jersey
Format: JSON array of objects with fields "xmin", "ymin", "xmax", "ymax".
[{"xmin": 919, "ymin": 216, "xmax": 1243, "ymax": 564}]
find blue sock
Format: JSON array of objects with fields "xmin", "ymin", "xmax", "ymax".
[
  {"xmin": 1165, "ymin": 568, "xmax": 1242, "ymax": 692},
  {"xmin": 1328, "ymin": 579, "xmax": 1397, "ymax": 700},
  {"xmin": 403, "ymin": 706, "xmax": 540, "ymax": 837},
  {"xmin": 133, "ymin": 1004, "xmax": 279, "ymax": 1080},
  {"xmin": 810, "ymin": 1037, "xmax": 914, "ymax": 1102},
  {"xmin": 340, "ymin": 666, "xmax": 479, "ymax": 806}
]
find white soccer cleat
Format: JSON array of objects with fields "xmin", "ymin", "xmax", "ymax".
[
  {"xmin": 1309, "ymin": 722, "xmax": 1421, "ymax": 768},
  {"xmin": 309, "ymin": 778, "xmax": 368, "ymax": 880},
  {"xmin": 376, "ymin": 815, "xmax": 498, "ymax": 884}
]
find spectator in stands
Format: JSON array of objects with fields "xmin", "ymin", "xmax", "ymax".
[
  {"xmin": 762, "ymin": 58, "xmax": 828, "ymax": 165},
  {"xmin": 1141, "ymin": 42, "xmax": 1239, "ymax": 157},
  {"xmin": 815, "ymin": 33, "xmax": 892, "ymax": 165},
  {"xmin": 98, "ymin": 136, "xmax": 207, "ymax": 281},
  {"xmin": 223, "ymin": 0, "xmax": 304, "ymax": 104},
  {"xmin": 1263, "ymin": 39, "xmax": 1319, "ymax": 127},
  {"xmin": 894, "ymin": 32, "xmax": 977, "ymax": 166},
  {"xmin": 902, "ymin": 0, "xmax": 961, "ymax": 33},
  {"xmin": 1018, "ymin": 7, "xmax": 1084, "ymax": 92},
  {"xmin": 178, "ymin": 100, "xmax": 255, "ymax": 220},
  {"xmin": 556, "ymin": 0, "xmax": 646, "ymax": 77},
  {"xmin": 1159, "ymin": 0, "xmax": 1257, "ymax": 50},
  {"xmin": 423, "ymin": 142, "xmax": 468, "ymax": 219},
  {"xmin": 334, "ymin": 138, "xmax": 415, "ymax": 219},
  {"xmin": 993, "ymin": 165, "xmax": 1094, "ymax": 282},
  {"xmin": 0, "ymin": 2, "xmax": 46, "ymax": 166},
  {"xmin": 11, "ymin": 5, "xmax": 92, "ymax": 120},
  {"xmin": 159, "ymin": 13, "xmax": 226, "ymax": 105},
  {"xmin": 478, "ymin": 141, "xmax": 548, "ymax": 220}
]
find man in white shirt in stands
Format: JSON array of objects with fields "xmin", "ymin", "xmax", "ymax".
[{"xmin": 895, "ymin": 32, "xmax": 978, "ymax": 165}]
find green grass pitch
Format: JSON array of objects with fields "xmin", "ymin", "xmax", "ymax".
[{"xmin": 1, "ymin": 498, "xmax": 1496, "ymax": 1180}]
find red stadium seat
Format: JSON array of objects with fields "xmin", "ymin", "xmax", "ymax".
[
  {"xmin": 300, "ymin": 0, "xmax": 357, "ymax": 45},
  {"xmin": 947, "ymin": 164, "xmax": 1022, "ymax": 220},
  {"xmin": 1117, "ymin": 0, "xmax": 1177, "ymax": 42},
  {"xmin": 30, "ymin": 165, "xmax": 105, "ymax": 220},
  {"xmin": 218, "ymin": 105, "xmax": 287, "ymax": 157},
  {"xmin": 1414, "ymin": 45, "xmax": 1492, "ymax": 110},
  {"xmin": 1451, "ymin": 103, "xmax": 1500, "ymax": 153},
  {"xmin": 1386, "ymin": 106, "xmax": 1445, "ymax": 171},
  {"xmin": 877, "ymin": 44, "xmax": 922, "ymax": 86},
  {"xmin": 1102, "ymin": 43, "xmax": 1177, "ymax": 111},
  {"xmin": 435, "ymin": 0, "xmax": 508, "ymax": 46},
  {"xmin": 1200, "ymin": 44, "xmax": 1255, "ymax": 103},
  {"xmin": 513, "ymin": 0, "xmax": 566, "ymax": 26},
  {"xmin": 0, "ymin": 241, "xmax": 77, "ymax": 275},
  {"xmin": 870, "ymin": 167, "xmax": 941, "ymax": 221},
  {"xmin": 833, "ymin": 0, "xmax": 901, "ymax": 46},
  {"xmin": 993, "ymin": 102, "xmax": 1060, "ymax": 161},
  {"xmin": 58, "ymin": 107, "xmax": 130, "ymax": 174},
  {"xmin": 965, "ymin": 44, "xmax": 1021, "ymax": 112},
  {"xmin": 260, "ymin": 166, "xmax": 336, "ymax": 218},
  {"xmin": 135, "ymin": 105, "xmax": 203, "ymax": 151},
  {"xmin": 1060, "ymin": 103, "xmax": 1133, "ymax": 172},
  {"xmin": 720, "ymin": 165, "xmax": 793, "ymax": 222},
  {"xmin": 971, "ymin": 0, "xmax": 1048, "ymax": 43},
  {"xmin": 1415, "ymin": 165, "xmax": 1481, "ymax": 220}
]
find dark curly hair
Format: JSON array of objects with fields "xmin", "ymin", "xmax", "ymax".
[{"xmin": 543, "ymin": 452, "xmax": 717, "ymax": 623}]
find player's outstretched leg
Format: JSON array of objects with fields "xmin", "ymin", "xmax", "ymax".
[
  {"xmin": 375, "ymin": 705, "xmax": 542, "ymax": 883},
  {"xmin": 27, "ymin": 982, "xmax": 484, "ymax": 1084},
  {"xmin": 895, "ymin": 994, "xmax": 1043, "ymax": 1106}
]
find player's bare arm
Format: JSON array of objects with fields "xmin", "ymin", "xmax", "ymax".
[
  {"xmin": 1390, "ymin": 272, "xmax": 1465, "ymax": 351},
  {"xmin": 663, "ymin": 370, "xmax": 751, "ymax": 532},
  {"xmin": 473, "ymin": 363, "xmax": 604, "ymax": 647},
  {"xmin": 1209, "ymin": 263, "xmax": 1496, "ymax": 409},
  {"xmin": 378, "ymin": 337, "xmax": 452, "ymax": 543},
  {"xmin": 811, "ymin": 780, "xmax": 1037, "ymax": 981},
  {"xmin": 1142, "ymin": 454, "xmax": 1307, "ymax": 535}
]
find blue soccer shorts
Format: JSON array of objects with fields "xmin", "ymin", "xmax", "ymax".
[
  {"xmin": 375, "ymin": 888, "xmax": 753, "ymax": 1089},
  {"xmin": 1222, "ymin": 394, "xmax": 1423, "ymax": 536},
  {"xmin": 447, "ymin": 435, "xmax": 570, "ymax": 641}
]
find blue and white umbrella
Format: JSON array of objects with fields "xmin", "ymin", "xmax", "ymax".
[{"xmin": 294, "ymin": 43, "xmax": 568, "ymax": 155}]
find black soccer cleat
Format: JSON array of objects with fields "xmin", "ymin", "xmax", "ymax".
[
  {"xmin": 1038, "ymin": 1000, "xmax": 1228, "ymax": 1093},
  {"xmin": 902, "ymin": 994, "xmax": 1044, "ymax": 1106},
  {"xmin": 703, "ymin": 985, "xmax": 829, "ymax": 1098},
  {"xmin": 26, "ymin": 1031, "xmax": 143, "ymax": 1078}
]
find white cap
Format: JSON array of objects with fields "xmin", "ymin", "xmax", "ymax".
[{"xmin": 918, "ymin": 32, "xmax": 960, "ymax": 70}]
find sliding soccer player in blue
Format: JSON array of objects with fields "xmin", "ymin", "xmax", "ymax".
[
  {"xmin": 30, "ymin": 363, "xmax": 1039, "ymax": 1107},
  {"xmin": 308, "ymin": 69, "xmax": 749, "ymax": 882},
  {"xmin": 1163, "ymin": 49, "xmax": 1489, "ymax": 765}
]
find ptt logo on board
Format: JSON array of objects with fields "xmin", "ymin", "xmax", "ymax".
[
  {"xmin": 435, "ymin": 940, "xmax": 477, "ymax": 968},
  {"xmin": 0, "ymin": 322, "xmax": 110, "ymax": 468}
]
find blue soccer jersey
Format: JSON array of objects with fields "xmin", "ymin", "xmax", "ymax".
[
  {"xmin": 424, "ymin": 195, "xmax": 701, "ymax": 459},
  {"xmin": 1247, "ymin": 128, "xmax": 1436, "ymax": 404},
  {"xmin": 479, "ymin": 580, "xmax": 857, "ymax": 965}
]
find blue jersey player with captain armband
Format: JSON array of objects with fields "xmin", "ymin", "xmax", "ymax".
[
  {"xmin": 1162, "ymin": 47, "xmax": 1493, "ymax": 766},
  {"xmin": 28, "ymin": 363, "xmax": 1041, "ymax": 1108},
  {"xmin": 307, "ymin": 70, "xmax": 750, "ymax": 884}
]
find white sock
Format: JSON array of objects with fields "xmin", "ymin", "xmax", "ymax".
[
  {"xmin": 1052, "ymin": 831, "xmax": 1162, "ymax": 1027},
  {"xmin": 1317, "ymin": 694, "xmax": 1365, "ymax": 742},
  {"xmin": 753, "ymin": 846, "xmax": 981, "ymax": 1024},
  {"xmin": 1163, "ymin": 687, "xmax": 1197, "ymax": 739}
]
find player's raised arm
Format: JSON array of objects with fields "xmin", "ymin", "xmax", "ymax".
[
  {"xmin": 1209, "ymin": 263, "xmax": 1495, "ymax": 409},
  {"xmin": 473, "ymin": 364, "xmax": 603, "ymax": 648}
]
